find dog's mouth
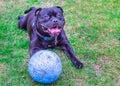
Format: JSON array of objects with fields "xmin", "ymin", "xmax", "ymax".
[{"xmin": 41, "ymin": 25, "xmax": 62, "ymax": 36}]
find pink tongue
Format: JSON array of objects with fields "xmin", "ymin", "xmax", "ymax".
[{"xmin": 50, "ymin": 29, "xmax": 61, "ymax": 34}]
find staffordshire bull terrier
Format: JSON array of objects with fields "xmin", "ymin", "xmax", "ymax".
[{"xmin": 18, "ymin": 6, "xmax": 83, "ymax": 68}]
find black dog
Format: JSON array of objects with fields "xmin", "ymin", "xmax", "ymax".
[{"xmin": 18, "ymin": 6, "xmax": 83, "ymax": 68}]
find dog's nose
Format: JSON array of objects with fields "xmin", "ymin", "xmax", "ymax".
[{"xmin": 52, "ymin": 19, "xmax": 58, "ymax": 23}]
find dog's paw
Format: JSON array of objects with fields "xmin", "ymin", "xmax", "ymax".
[{"xmin": 73, "ymin": 60, "xmax": 84, "ymax": 68}]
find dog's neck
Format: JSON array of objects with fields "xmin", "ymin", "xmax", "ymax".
[
  {"xmin": 36, "ymin": 29, "xmax": 58, "ymax": 46},
  {"xmin": 33, "ymin": 19, "xmax": 58, "ymax": 45}
]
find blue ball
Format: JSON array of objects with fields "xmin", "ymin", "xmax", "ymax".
[{"xmin": 28, "ymin": 50, "xmax": 62, "ymax": 84}]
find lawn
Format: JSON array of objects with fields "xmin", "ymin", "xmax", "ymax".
[{"xmin": 0, "ymin": 0, "xmax": 120, "ymax": 86}]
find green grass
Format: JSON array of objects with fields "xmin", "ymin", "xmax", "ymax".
[{"xmin": 0, "ymin": 0, "xmax": 120, "ymax": 86}]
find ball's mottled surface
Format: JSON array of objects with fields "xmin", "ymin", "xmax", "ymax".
[{"xmin": 28, "ymin": 50, "xmax": 62, "ymax": 84}]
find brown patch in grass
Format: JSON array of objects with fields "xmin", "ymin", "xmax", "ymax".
[
  {"xmin": 37, "ymin": 2, "xmax": 54, "ymax": 8},
  {"xmin": 37, "ymin": 0, "xmax": 65, "ymax": 8},
  {"xmin": 93, "ymin": 63, "xmax": 103, "ymax": 74},
  {"xmin": 100, "ymin": 38, "xmax": 119, "ymax": 51},
  {"xmin": 99, "ymin": 55, "xmax": 114, "ymax": 65},
  {"xmin": 0, "ymin": 63, "xmax": 7, "ymax": 74},
  {"xmin": 73, "ymin": 78, "xmax": 84, "ymax": 85},
  {"xmin": 118, "ymin": 81, "xmax": 120, "ymax": 86},
  {"xmin": 0, "ymin": 0, "xmax": 6, "ymax": 13},
  {"xmin": 117, "ymin": 76, "xmax": 120, "ymax": 86}
]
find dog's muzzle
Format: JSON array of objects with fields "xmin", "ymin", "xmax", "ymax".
[{"xmin": 41, "ymin": 25, "xmax": 62, "ymax": 36}]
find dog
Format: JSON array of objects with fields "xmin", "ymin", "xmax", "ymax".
[{"xmin": 18, "ymin": 6, "xmax": 83, "ymax": 68}]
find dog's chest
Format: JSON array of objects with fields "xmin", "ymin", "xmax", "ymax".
[{"xmin": 42, "ymin": 40, "xmax": 57, "ymax": 49}]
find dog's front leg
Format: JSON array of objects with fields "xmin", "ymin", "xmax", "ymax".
[
  {"xmin": 29, "ymin": 30, "xmax": 43, "ymax": 57},
  {"xmin": 60, "ymin": 41, "xmax": 84, "ymax": 68}
]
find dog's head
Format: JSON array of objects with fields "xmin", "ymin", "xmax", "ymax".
[{"xmin": 35, "ymin": 6, "xmax": 65, "ymax": 37}]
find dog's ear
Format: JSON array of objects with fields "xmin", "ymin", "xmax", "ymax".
[
  {"xmin": 35, "ymin": 8, "xmax": 42, "ymax": 16},
  {"xmin": 56, "ymin": 6, "xmax": 64, "ymax": 13}
]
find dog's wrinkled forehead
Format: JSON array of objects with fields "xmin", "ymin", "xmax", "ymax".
[{"xmin": 36, "ymin": 6, "xmax": 63, "ymax": 17}]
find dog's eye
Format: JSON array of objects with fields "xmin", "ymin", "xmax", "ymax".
[
  {"xmin": 44, "ymin": 15, "xmax": 49, "ymax": 19},
  {"xmin": 57, "ymin": 14, "xmax": 60, "ymax": 17},
  {"xmin": 56, "ymin": 13, "xmax": 61, "ymax": 17}
]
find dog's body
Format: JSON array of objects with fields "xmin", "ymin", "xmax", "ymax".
[{"xmin": 18, "ymin": 6, "xmax": 83, "ymax": 68}]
